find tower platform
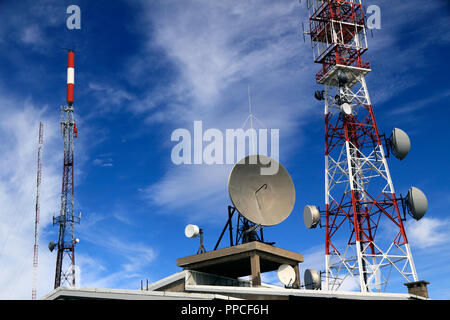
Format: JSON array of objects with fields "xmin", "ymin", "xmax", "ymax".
[
  {"xmin": 176, "ymin": 241, "xmax": 304, "ymax": 287},
  {"xmin": 317, "ymin": 64, "xmax": 371, "ymax": 86}
]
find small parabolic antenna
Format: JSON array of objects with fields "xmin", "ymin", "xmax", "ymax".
[
  {"xmin": 341, "ymin": 102, "xmax": 352, "ymax": 115},
  {"xmin": 185, "ymin": 224, "xmax": 200, "ymax": 238},
  {"xmin": 303, "ymin": 205, "xmax": 320, "ymax": 229},
  {"xmin": 48, "ymin": 240, "xmax": 56, "ymax": 252},
  {"xmin": 337, "ymin": 70, "xmax": 349, "ymax": 86},
  {"xmin": 390, "ymin": 128, "xmax": 411, "ymax": 160},
  {"xmin": 228, "ymin": 155, "xmax": 296, "ymax": 226},
  {"xmin": 314, "ymin": 90, "xmax": 324, "ymax": 101},
  {"xmin": 185, "ymin": 224, "xmax": 206, "ymax": 254},
  {"xmin": 406, "ymin": 187, "xmax": 428, "ymax": 221},
  {"xmin": 277, "ymin": 264, "xmax": 296, "ymax": 287},
  {"xmin": 304, "ymin": 269, "xmax": 321, "ymax": 290}
]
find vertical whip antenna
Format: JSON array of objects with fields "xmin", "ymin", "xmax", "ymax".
[{"xmin": 247, "ymin": 86, "xmax": 256, "ymax": 155}]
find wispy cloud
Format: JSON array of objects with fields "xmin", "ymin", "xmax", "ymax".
[
  {"xmin": 385, "ymin": 89, "xmax": 450, "ymax": 118},
  {"xmin": 406, "ymin": 217, "xmax": 450, "ymax": 249},
  {"xmin": 73, "ymin": 208, "xmax": 158, "ymax": 289},
  {"xmin": 92, "ymin": 157, "xmax": 114, "ymax": 167},
  {"xmin": 0, "ymin": 1, "xmax": 64, "ymax": 49},
  {"xmin": 0, "ymin": 93, "xmax": 62, "ymax": 299},
  {"xmin": 142, "ymin": 164, "xmax": 231, "ymax": 223},
  {"xmin": 20, "ymin": 25, "xmax": 44, "ymax": 46},
  {"xmin": 88, "ymin": 82, "xmax": 134, "ymax": 108},
  {"xmin": 135, "ymin": 0, "xmax": 315, "ymax": 220},
  {"xmin": 361, "ymin": 0, "xmax": 450, "ymax": 106},
  {"xmin": 77, "ymin": 234, "xmax": 157, "ymax": 289}
]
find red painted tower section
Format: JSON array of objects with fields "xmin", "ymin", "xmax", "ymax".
[{"xmin": 67, "ymin": 50, "xmax": 75, "ymax": 106}]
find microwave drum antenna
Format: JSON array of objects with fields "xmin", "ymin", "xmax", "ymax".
[{"xmin": 406, "ymin": 187, "xmax": 428, "ymax": 220}]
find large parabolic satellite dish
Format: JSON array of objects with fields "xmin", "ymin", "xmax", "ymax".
[{"xmin": 228, "ymin": 155, "xmax": 296, "ymax": 226}]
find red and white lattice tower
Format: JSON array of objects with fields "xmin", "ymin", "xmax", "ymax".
[
  {"xmin": 304, "ymin": 0, "xmax": 418, "ymax": 292},
  {"xmin": 52, "ymin": 50, "xmax": 80, "ymax": 289}
]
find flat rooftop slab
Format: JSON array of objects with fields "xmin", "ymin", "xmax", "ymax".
[
  {"xmin": 41, "ymin": 286, "xmax": 235, "ymax": 300},
  {"xmin": 177, "ymin": 241, "xmax": 304, "ymax": 280}
]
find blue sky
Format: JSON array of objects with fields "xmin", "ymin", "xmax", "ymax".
[{"xmin": 0, "ymin": 0, "xmax": 449, "ymax": 299}]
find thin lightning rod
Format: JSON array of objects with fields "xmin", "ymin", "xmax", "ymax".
[
  {"xmin": 247, "ymin": 86, "xmax": 256, "ymax": 155},
  {"xmin": 32, "ymin": 122, "xmax": 43, "ymax": 300}
]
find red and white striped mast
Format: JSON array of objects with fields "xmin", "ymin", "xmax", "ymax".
[
  {"xmin": 67, "ymin": 50, "xmax": 75, "ymax": 107},
  {"xmin": 51, "ymin": 49, "xmax": 80, "ymax": 289},
  {"xmin": 302, "ymin": 0, "xmax": 428, "ymax": 293}
]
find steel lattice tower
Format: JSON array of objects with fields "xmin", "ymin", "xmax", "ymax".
[
  {"xmin": 304, "ymin": 0, "xmax": 418, "ymax": 292},
  {"xmin": 53, "ymin": 50, "xmax": 80, "ymax": 289},
  {"xmin": 32, "ymin": 122, "xmax": 43, "ymax": 300}
]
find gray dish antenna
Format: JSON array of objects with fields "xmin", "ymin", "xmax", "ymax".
[
  {"xmin": 337, "ymin": 70, "xmax": 349, "ymax": 86},
  {"xmin": 48, "ymin": 240, "xmax": 56, "ymax": 252},
  {"xmin": 304, "ymin": 269, "xmax": 321, "ymax": 290},
  {"xmin": 341, "ymin": 102, "xmax": 352, "ymax": 115},
  {"xmin": 406, "ymin": 187, "xmax": 428, "ymax": 220},
  {"xmin": 277, "ymin": 264, "xmax": 296, "ymax": 287},
  {"xmin": 391, "ymin": 128, "xmax": 411, "ymax": 160},
  {"xmin": 228, "ymin": 155, "xmax": 296, "ymax": 226},
  {"xmin": 303, "ymin": 205, "xmax": 320, "ymax": 229}
]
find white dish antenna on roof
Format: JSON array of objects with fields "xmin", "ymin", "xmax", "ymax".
[
  {"xmin": 185, "ymin": 224, "xmax": 200, "ymax": 238},
  {"xmin": 304, "ymin": 269, "xmax": 321, "ymax": 290},
  {"xmin": 277, "ymin": 264, "xmax": 296, "ymax": 287},
  {"xmin": 185, "ymin": 224, "xmax": 206, "ymax": 254}
]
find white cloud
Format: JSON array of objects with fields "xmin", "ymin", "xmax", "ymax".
[
  {"xmin": 406, "ymin": 217, "xmax": 450, "ymax": 249},
  {"xmin": 143, "ymin": 164, "xmax": 231, "ymax": 223},
  {"xmin": 20, "ymin": 25, "xmax": 44, "ymax": 45},
  {"xmin": 92, "ymin": 157, "xmax": 114, "ymax": 167},
  {"xmin": 88, "ymin": 82, "xmax": 134, "ymax": 108},
  {"xmin": 345, "ymin": 1, "xmax": 450, "ymax": 107},
  {"xmin": 0, "ymin": 1, "xmax": 65, "ymax": 49},
  {"xmin": 150, "ymin": 0, "xmax": 303, "ymax": 107},
  {"xmin": 0, "ymin": 93, "xmax": 104, "ymax": 299},
  {"xmin": 75, "ymin": 233, "xmax": 157, "ymax": 290},
  {"xmin": 136, "ymin": 0, "xmax": 315, "ymax": 219},
  {"xmin": 0, "ymin": 95, "xmax": 61, "ymax": 299}
]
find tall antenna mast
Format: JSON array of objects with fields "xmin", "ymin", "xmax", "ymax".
[
  {"xmin": 302, "ymin": 0, "xmax": 428, "ymax": 293},
  {"xmin": 52, "ymin": 49, "xmax": 81, "ymax": 289},
  {"xmin": 32, "ymin": 122, "xmax": 43, "ymax": 300}
]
